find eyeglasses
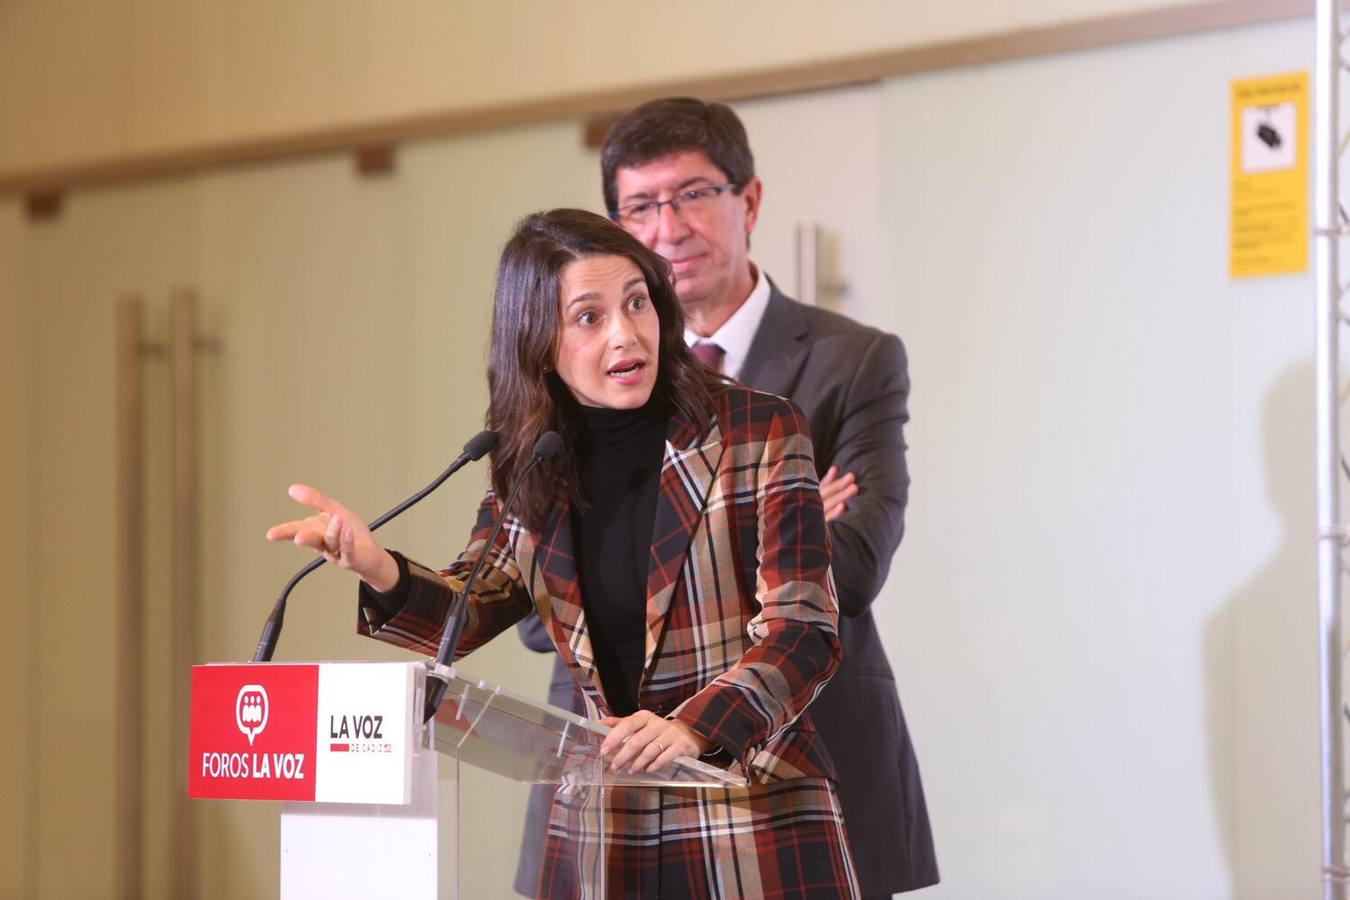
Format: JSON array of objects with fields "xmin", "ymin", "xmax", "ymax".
[{"xmin": 610, "ymin": 183, "xmax": 740, "ymax": 228}]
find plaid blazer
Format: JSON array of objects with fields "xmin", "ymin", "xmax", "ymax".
[{"xmin": 359, "ymin": 385, "xmax": 859, "ymax": 898}]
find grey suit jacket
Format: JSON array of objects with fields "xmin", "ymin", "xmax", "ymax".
[
  {"xmin": 740, "ymin": 282, "xmax": 937, "ymax": 895},
  {"xmin": 516, "ymin": 279, "xmax": 937, "ymax": 896}
]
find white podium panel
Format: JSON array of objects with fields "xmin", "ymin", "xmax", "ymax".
[{"xmin": 281, "ymin": 739, "xmax": 441, "ymax": 899}]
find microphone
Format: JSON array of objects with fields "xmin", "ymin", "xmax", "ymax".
[
  {"xmin": 252, "ymin": 429, "xmax": 499, "ymax": 663},
  {"xmin": 423, "ymin": 430, "xmax": 562, "ymax": 722}
]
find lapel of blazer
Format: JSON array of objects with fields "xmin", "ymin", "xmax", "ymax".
[
  {"xmin": 526, "ymin": 499, "xmax": 604, "ymax": 698},
  {"xmin": 527, "ymin": 406, "xmax": 725, "ymax": 704},
  {"xmin": 642, "ymin": 405, "xmax": 725, "ymax": 677},
  {"xmin": 738, "ymin": 279, "xmax": 812, "ymax": 396}
]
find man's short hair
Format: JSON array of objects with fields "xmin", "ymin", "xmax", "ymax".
[{"xmin": 600, "ymin": 97, "xmax": 756, "ymax": 214}]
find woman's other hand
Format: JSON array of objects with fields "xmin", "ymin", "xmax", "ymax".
[
  {"xmin": 265, "ymin": 483, "xmax": 399, "ymax": 591},
  {"xmin": 599, "ymin": 710, "xmax": 713, "ymax": 773}
]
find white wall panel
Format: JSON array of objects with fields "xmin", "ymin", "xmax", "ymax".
[{"xmin": 877, "ymin": 18, "xmax": 1316, "ymax": 899}]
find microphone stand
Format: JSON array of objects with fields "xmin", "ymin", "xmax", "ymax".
[{"xmin": 422, "ymin": 432, "xmax": 560, "ymax": 722}]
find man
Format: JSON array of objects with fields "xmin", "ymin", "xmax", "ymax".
[{"xmin": 518, "ymin": 97, "xmax": 937, "ymax": 898}]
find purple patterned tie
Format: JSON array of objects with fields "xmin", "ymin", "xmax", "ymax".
[{"xmin": 691, "ymin": 340, "xmax": 725, "ymax": 373}]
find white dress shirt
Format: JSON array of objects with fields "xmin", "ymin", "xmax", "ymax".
[{"xmin": 682, "ymin": 264, "xmax": 771, "ymax": 380}]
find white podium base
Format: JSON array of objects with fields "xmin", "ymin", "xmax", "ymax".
[{"xmin": 281, "ymin": 736, "xmax": 446, "ymax": 898}]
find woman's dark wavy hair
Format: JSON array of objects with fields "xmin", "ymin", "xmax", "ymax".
[{"xmin": 486, "ymin": 208, "xmax": 720, "ymax": 532}]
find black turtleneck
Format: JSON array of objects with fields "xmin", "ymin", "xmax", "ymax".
[{"xmin": 571, "ymin": 397, "xmax": 668, "ymax": 717}]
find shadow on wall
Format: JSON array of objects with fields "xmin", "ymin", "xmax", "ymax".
[{"xmin": 1206, "ymin": 361, "xmax": 1319, "ymax": 898}]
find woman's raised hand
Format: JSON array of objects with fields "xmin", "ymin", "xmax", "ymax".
[{"xmin": 265, "ymin": 484, "xmax": 400, "ymax": 592}]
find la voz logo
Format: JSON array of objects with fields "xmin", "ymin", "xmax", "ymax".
[
  {"xmin": 328, "ymin": 708, "xmax": 391, "ymax": 753},
  {"xmin": 188, "ymin": 665, "xmax": 319, "ymax": 801}
]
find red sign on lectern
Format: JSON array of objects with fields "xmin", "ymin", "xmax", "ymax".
[
  {"xmin": 188, "ymin": 664, "xmax": 320, "ymax": 801},
  {"xmin": 188, "ymin": 661, "xmax": 418, "ymax": 805}
]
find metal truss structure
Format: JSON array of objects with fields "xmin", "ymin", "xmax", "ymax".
[{"xmin": 1317, "ymin": 3, "xmax": 1350, "ymax": 898}]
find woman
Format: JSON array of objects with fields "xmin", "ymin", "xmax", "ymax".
[{"xmin": 267, "ymin": 209, "xmax": 858, "ymax": 898}]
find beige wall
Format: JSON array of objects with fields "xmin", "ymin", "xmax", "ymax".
[
  {"xmin": 0, "ymin": 0, "xmax": 1182, "ymax": 175},
  {"xmin": 21, "ymin": 179, "xmax": 205, "ymax": 897}
]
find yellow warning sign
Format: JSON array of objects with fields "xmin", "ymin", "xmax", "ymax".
[{"xmin": 1230, "ymin": 72, "xmax": 1308, "ymax": 278}]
